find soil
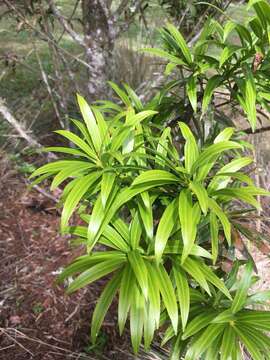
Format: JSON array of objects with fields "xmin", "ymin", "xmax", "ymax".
[{"xmin": 0, "ymin": 164, "xmax": 142, "ymax": 360}]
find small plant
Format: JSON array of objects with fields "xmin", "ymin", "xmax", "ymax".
[{"xmin": 31, "ymin": 1, "xmax": 270, "ymax": 358}]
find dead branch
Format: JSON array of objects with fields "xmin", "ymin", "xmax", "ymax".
[
  {"xmin": 0, "ymin": 98, "xmax": 41, "ymax": 148},
  {"xmin": 35, "ymin": 47, "xmax": 64, "ymax": 129},
  {"xmin": 47, "ymin": 0, "xmax": 85, "ymax": 47}
]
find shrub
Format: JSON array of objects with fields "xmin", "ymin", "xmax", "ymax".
[{"xmin": 31, "ymin": 1, "xmax": 270, "ymax": 358}]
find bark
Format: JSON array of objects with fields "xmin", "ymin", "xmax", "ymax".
[{"xmin": 81, "ymin": 0, "xmax": 115, "ymax": 100}]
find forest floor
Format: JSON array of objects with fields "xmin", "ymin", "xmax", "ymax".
[{"xmin": 0, "ymin": 158, "xmax": 163, "ymax": 360}]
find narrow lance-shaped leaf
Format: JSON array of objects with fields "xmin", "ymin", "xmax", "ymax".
[
  {"xmin": 130, "ymin": 285, "xmax": 145, "ymax": 354},
  {"xmin": 138, "ymin": 192, "xmax": 153, "ymax": 240},
  {"xmin": 54, "ymin": 130, "xmax": 97, "ymax": 160},
  {"xmin": 189, "ymin": 181, "xmax": 209, "ymax": 215},
  {"xmin": 179, "ymin": 189, "xmax": 197, "ymax": 262},
  {"xmin": 166, "ymin": 23, "xmax": 193, "ymax": 64},
  {"xmin": 202, "ymin": 75, "xmax": 222, "ymax": 114},
  {"xmin": 61, "ymin": 172, "xmax": 101, "ymax": 231},
  {"xmin": 129, "ymin": 212, "xmax": 142, "ymax": 250},
  {"xmin": 231, "ymin": 261, "xmax": 253, "ymax": 313},
  {"xmin": 142, "ymin": 47, "xmax": 186, "ymax": 65},
  {"xmin": 128, "ymin": 250, "xmax": 148, "ymax": 299},
  {"xmin": 67, "ymin": 257, "xmax": 126, "ymax": 294},
  {"xmin": 244, "ymin": 68, "xmax": 257, "ymax": 131},
  {"xmin": 101, "ymin": 171, "xmax": 116, "ymax": 208},
  {"xmin": 189, "ymin": 324, "xmax": 225, "ymax": 358},
  {"xmin": 132, "ymin": 170, "xmax": 179, "ymax": 187},
  {"xmin": 210, "ymin": 212, "xmax": 219, "ymax": 264},
  {"xmin": 173, "ymin": 265, "xmax": 190, "ymax": 330},
  {"xmin": 220, "ymin": 325, "xmax": 237, "ymax": 360},
  {"xmin": 181, "ymin": 257, "xmax": 211, "ymax": 295},
  {"xmin": 179, "ymin": 122, "xmax": 199, "ymax": 173},
  {"xmin": 208, "ymin": 198, "xmax": 231, "ymax": 246},
  {"xmin": 77, "ymin": 94, "xmax": 102, "ymax": 153},
  {"xmin": 186, "ymin": 76, "xmax": 197, "ymax": 113},
  {"xmin": 182, "ymin": 311, "xmax": 218, "ymax": 340},
  {"xmin": 145, "ymin": 262, "xmax": 160, "ymax": 328},
  {"xmin": 233, "ymin": 325, "xmax": 262, "ymax": 360},
  {"xmin": 155, "ymin": 199, "xmax": 178, "ymax": 262},
  {"xmin": 91, "ymin": 271, "xmax": 122, "ymax": 343},
  {"xmin": 156, "ymin": 263, "xmax": 178, "ymax": 333},
  {"xmin": 118, "ymin": 264, "xmax": 134, "ymax": 334}
]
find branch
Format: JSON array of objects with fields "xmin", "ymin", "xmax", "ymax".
[
  {"xmin": 0, "ymin": 98, "xmax": 41, "ymax": 148},
  {"xmin": 35, "ymin": 47, "xmax": 64, "ymax": 129},
  {"xmin": 3, "ymin": 0, "xmax": 91, "ymax": 70},
  {"xmin": 0, "ymin": 98, "xmax": 57, "ymax": 159},
  {"xmin": 47, "ymin": 0, "xmax": 85, "ymax": 47},
  {"xmin": 242, "ymin": 125, "xmax": 270, "ymax": 135}
]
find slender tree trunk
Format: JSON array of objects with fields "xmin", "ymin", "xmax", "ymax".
[{"xmin": 81, "ymin": 0, "xmax": 115, "ymax": 100}]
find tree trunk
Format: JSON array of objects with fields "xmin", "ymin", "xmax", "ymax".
[{"xmin": 81, "ymin": 0, "xmax": 115, "ymax": 100}]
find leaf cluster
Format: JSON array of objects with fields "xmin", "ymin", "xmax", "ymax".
[{"xmin": 31, "ymin": 2, "xmax": 270, "ymax": 358}]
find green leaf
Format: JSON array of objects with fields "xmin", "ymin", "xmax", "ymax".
[
  {"xmin": 128, "ymin": 250, "xmax": 148, "ymax": 299},
  {"xmin": 156, "ymin": 263, "xmax": 178, "ymax": 333},
  {"xmin": 130, "ymin": 285, "xmax": 145, "ymax": 354},
  {"xmin": 102, "ymin": 225, "xmax": 130, "ymax": 252},
  {"xmin": 118, "ymin": 264, "xmax": 134, "ymax": 334},
  {"xmin": 179, "ymin": 189, "xmax": 198, "ymax": 262},
  {"xmin": 155, "ymin": 127, "xmax": 171, "ymax": 168},
  {"xmin": 214, "ymin": 127, "xmax": 234, "ymax": 143},
  {"xmin": 142, "ymin": 47, "xmax": 186, "ymax": 65},
  {"xmin": 202, "ymin": 75, "xmax": 222, "ymax": 114},
  {"xmin": 210, "ymin": 212, "xmax": 219, "ymax": 264},
  {"xmin": 233, "ymin": 325, "xmax": 262, "ymax": 360},
  {"xmin": 129, "ymin": 212, "xmax": 142, "ymax": 250},
  {"xmin": 138, "ymin": 192, "xmax": 153, "ymax": 240},
  {"xmin": 42, "ymin": 146, "xmax": 89, "ymax": 159},
  {"xmin": 189, "ymin": 323, "xmax": 225, "ymax": 358},
  {"xmin": 126, "ymin": 110, "xmax": 158, "ymax": 127},
  {"xmin": 173, "ymin": 266, "xmax": 190, "ymax": 330},
  {"xmin": 50, "ymin": 163, "xmax": 94, "ymax": 191},
  {"xmin": 54, "ymin": 130, "xmax": 97, "ymax": 160},
  {"xmin": 189, "ymin": 181, "xmax": 208, "ymax": 215},
  {"xmin": 179, "ymin": 122, "xmax": 199, "ymax": 173},
  {"xmin": 223, "ymin": 20, "xmax": 236, "ymax": 42},
  {"xmin": 77, "ymin": 94, "xmax": 102, "ymax": 153},
  {"xmin": 231, "ymin": 261, "xmax": 253, "ymax": 313},
  {"xmin": 186, "ymin": 76, "xmax": 197, "ymax": 113},
  {"xmin": 244, "ymin": 68, "xmax": 257, "ymax": 131},
  {"xmin": 101, "ymin": 171, "xmax": 116, "ymax": 208},
  {"xmin": 145, "ymin": 262, "xmax": 160, "ymax": 328},
  {"xmin": 61, "ymin": 172, "xmax": 101, "ymax": 230},
  {"xmin": 132, "ymin": 170, "xmax": 179, "ymax": 187},
  {"xmin": 199, "ymin": 261, "xmax": 232, "ymax": 300},
  {"xmin": 123, "ymin": 83, "xmax": 143, "ymax": 111},
  {"xmin": 166, "ymin": 23, "xmax": 193, "ymax": 64},
  {"xmin": 143, "ymin": 302, "xmax": 156, "ymax": 350},
  {"xmin": 155, "ymin": 199, "xmax": 178, "ymax": 262},
  {"xmin": 169, "ymin": 332, "xmax": 185, "ymax": 360},
  {"xmin": 181, "ymin": 257, "xmax": 211, "ymax": 295},
  {"xmin": 67, "ymin": 257, "xmax": 126, "ymax": 293},
  {"xmin": 57, "ymin": 252, "xmax": 125, "ymax": 283},
  {"xmin": 192, "ymin": 141, "xmax": 242, "ymax": 174},
  {"xmin": 209, "ymin": 157, "xmax": 253, "ymax": 190},
  {"xmin": 108, "ymin": 81, "xmax": 131, "ymax": 106},
  {"xmin": 219, "ymin": 45, "xmax": 239, "ymax": 68},
  {"xmin": 30, "ymin": 160, "xmax": 88, "ymax": 179},
  {"xmin": 91, "ymin": 271, "xmax": 121, "ymax": 343},
  {"xmin": 208, "ymin": 198, "xmax": 231, "ymax": 246},
  {"xmin": 182, "ymin": 311, "xmax": 218, "ymax": 339}
]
